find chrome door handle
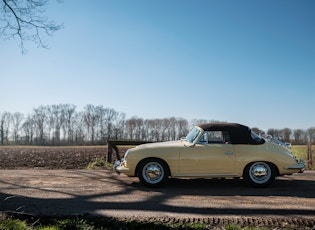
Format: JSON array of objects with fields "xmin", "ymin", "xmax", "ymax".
[{"xmin": 224, "ymin": 151, "xmax": 233, "ymax": 155}]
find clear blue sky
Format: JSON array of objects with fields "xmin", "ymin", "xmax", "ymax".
[{"xmin": 1, "ymin": 0, "xmax": 315, "ymax": 131}]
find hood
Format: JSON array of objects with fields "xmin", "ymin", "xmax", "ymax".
[{"xmin": 136, "ymin": 140, "xmax": 182, "ymax": 149}]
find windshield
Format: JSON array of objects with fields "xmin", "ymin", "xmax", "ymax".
[
  {"xmin": 251, "ymin": 130, "xmax": 262, "ymax": 142},
  {"xmin": 251, "ymin": 130, "xmax": 265, "ymax": 145},
  {"xmin": 184, "ymin": 127, "xmax": 201, "ymax": 143}
]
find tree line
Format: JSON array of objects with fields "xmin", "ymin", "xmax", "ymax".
[
  {"xmin": 0, "ymin": 104, "xmax": 190, "ymax": 146},
  {"xmin": 0, "ymin": 104, "xmax": 314, "ymax": 146}
]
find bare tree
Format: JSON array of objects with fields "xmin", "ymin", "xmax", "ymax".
[
  {"xmin": 21, "ymin": 114, "xmax": 35, "ymax": 144},
  {"xmin": 143, "ymin": 119, "xmax": 154, "ymax": 141},
  {"xmin": 48, "ymin": 104, "xmax": 66, "ymax": 145},
  {"xmin": 11, "ymin": 112, "xmax": 24, "ymax": 144},
  {"xmin": 293, "ymin": 129, "xmax": 307, "ymax": 145},
  {"xmin": 0, "ymin": 112, "xmax": 12, "ymax": 144},
  {"xmin": 252, "ymin": 127, "xmax": 265, "ymax": 137},
  {"xmin": 4, "ymin": 103, "xmax": 315, "ymax": 146},
  {"xmin": 97, "ymin": 107, "xmax": 121, "ymax": 143},
  {"xmin": 72, "ymin": 111, "xmax": 85, "ymax": 145},
  {"xmin": 190, "ymin": 119, "xmax": 210, "ymax": 127},
  {"xmin": 83, "ymin": 104, "xmax": 100, "ymax": 144},
  {"xmin": 33, "ymin": 105, "xmax": 47, "ymax": 145},
  {"xmin": 267, "ymin": 128, "xmax": 281, "ymax": 139},
  {"xmin": 0, "ymin": 112, "xmax": 5, "ymax": 145},
  {"xmin": 125, "ymin": 117, "xmax": 137, "ymax": 140},
  {"xmin": 282, "ymin": 128, "xmax": 292, "ymax": 143},
  {"xmin": 62, "ymin": 104, "xmax": 76, "ymax": 145},
  {"xmin": 0, "ymin": 0, "xmax": 63, "ymax": 53},
  {"xmin": 177, "ymin": 118, "xmax": 189, "ymax": 139},
  {"xmin": 133, "ymin": 117, "xmax": 144, "ymax": 140},
  {"xmin": 112, "ymin": 112, "xmax": 126, "ymax": 140},
  {"xmin": 307, "ymin": 127, "xmax": 315, "ymax": 144}
]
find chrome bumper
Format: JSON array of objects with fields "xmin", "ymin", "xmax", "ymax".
[
  {"xmin": 286, "ymin": 159, "xmax": 306, "ymax": 173},
  {"xmin": 113, "ymin": 160, "xmax": 129, "ymax": 175}
]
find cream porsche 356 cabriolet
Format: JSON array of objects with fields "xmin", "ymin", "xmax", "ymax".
[{"xmin": 114, "ymin": 123, "xmax": 305, "ymax": 188}]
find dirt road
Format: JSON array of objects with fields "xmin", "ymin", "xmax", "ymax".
[{"xmin": 1, "ymin": 169, "xmax": 314, "ymax": 221}]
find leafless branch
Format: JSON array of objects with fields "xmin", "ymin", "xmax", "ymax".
[{"xmin": 0, "ymin": 0, "xmax": 63, "ymax": 53}]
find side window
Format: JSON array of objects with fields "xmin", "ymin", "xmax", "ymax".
[
  {"xmin": 207, "ymin": 131, "xmax": 231, "ymax": 144},
  {"xmin": 198, "ymin": 132, "xmax": 208, "ymax": 144},
  {"xmin": 208, "ymin": 131, "xmax": 223, "ymax": 143},
  {"xmin": 223, "ymin": 131, "xmax": 231, "ymax": 144}
]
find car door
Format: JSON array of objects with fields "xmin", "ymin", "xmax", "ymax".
[{"xmin": 178, "ymin": 131, "xmax": 236, "ymax": 176}]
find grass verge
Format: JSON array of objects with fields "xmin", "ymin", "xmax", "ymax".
[
  {"xmin": 291, "ymin": 145, "xmax": 308, "ymax": 160},
  {"xmin": 0, "ymin": 217, "xmax": 272, "ymax": 230},
  {"xmin": 87, "ymin": 158, "xmax": 113, "ymax": 169}
]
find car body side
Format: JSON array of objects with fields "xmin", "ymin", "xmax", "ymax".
[
  {"xmin": 114, "ymin": 123, "xmax": 305, "ymax": 189},
  {"xmin": 118, "ymin": 139, "xmax": 302, "ymax": 179}
]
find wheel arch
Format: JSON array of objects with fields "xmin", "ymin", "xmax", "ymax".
[
  {"xmin": 135, "ymin": 157, "xmax": 171, "ymax": 177},
  {"xmin": 242, "ymin": 161, "xmax": 280, "ymax": 177}
]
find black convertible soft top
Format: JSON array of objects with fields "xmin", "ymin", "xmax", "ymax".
[{"xmin": 198, "ymin": 123, "xmax": 264, "ymax": 145}]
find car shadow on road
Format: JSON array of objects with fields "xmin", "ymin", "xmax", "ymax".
[
  {"xmin": 0, "ymin": 170, "xmax": 314, "ymax": 218},
  {"xmin": 126, "ymin": 169, "xmax": 315, "ymax": 196},
  {"xmin": 142, "ymin": 176, "xmax": 315, "ymax": 198}
]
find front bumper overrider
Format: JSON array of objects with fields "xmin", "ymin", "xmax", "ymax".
[{"xmin": 113, "ymin": 159, "xmax": 129, "ymax": 174}]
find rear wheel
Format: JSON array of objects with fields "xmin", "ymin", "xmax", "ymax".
[
  {"xmin": 138, "ymin": 159, "xmax": 169, "ymax": 188},
  {"xmin": 244, "ymin": 162, "xmax": 276, "ymax": 188}
]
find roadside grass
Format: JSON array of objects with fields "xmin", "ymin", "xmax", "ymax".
[
  {"xmin": 291, "ymin": 145, "xmax": 315, "ymax": 169},
  {"xmin": 291, "ymin": 145, "xmax": 308, "ymax": 160},
  {"xmin": 0, "ymin": 218, "xmax": 271, "ymax": 230},
  {"xmin": 87, "ymin": 157, "xmax": 113, "ymax": 169},
  {"xmin": 0, "ymin": 218, "xmax": 31, "ymax": 230}
]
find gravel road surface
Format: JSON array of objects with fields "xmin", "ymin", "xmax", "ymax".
[{"xmin": 1, "ymin": 169, "xmax": 314, "ymax": 221}]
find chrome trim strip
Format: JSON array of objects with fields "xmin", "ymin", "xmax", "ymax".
[{"xmin": 173, "ymin": 174, "xmax": 238, "ymax": 177}]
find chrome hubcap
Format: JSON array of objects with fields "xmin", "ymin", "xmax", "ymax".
[
  {"xmin": 253, "ymin": 165, "xmax": 267, "ymax": 177},
  {"xmin": 142, "ymin": 162, "xmax": 164, "ymax": 184},
  {"xmin": 249, "ymin": 162, "xmax": 271, "ymax": 184}
]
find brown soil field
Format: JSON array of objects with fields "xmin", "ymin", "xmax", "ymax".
[{"xmin": 0, "ymin": 146, "xmax": 126, "ymax": 169}]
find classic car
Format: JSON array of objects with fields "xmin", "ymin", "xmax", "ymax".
[{"xmin": 114, "ymin": 123, "xmax": 305, "ymax": 188}]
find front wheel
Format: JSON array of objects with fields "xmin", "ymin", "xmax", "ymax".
[
  {"xmin": 244, "ymin": 162, "xmax": 276, "ymax": 188},
  {"xmin": 138, "ymin": 159, "xmax": 169, "ymax": 188}
]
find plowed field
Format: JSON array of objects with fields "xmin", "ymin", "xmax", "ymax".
[{"xmin": 0, "ymin": 146, "xmax": 124, "ymax": 169}]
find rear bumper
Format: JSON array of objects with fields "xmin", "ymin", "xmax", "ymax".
[{"xmin": 286, "ymin": 159, "xmax": 306, "ymax": 173}]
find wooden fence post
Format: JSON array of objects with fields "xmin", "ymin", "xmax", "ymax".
[
  {"xmin": 107, "ymin": 140, "xmax": 153, "ymax": 163},
  {"xmin": 307, "ymin": 142, "xmax": 313, "ymax": 169},
  {"xmin": 311, "ymin": 143, "xmax": 313, "ymax": 169},
  {"xmin": 107, "ymin": 142, "xmax": 113, "ymax": 163}
]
